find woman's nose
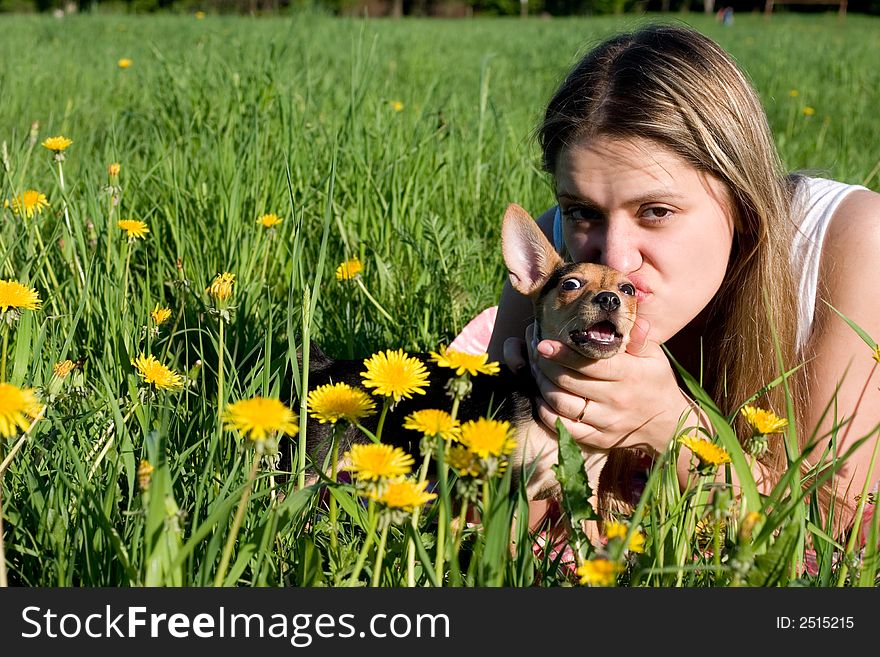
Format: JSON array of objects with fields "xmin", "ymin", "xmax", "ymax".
[{"xmin": 596, "ymin": 221, "xmax": 643, "ymax": 273}]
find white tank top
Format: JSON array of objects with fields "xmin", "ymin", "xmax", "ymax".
[
  {"xmin": 791, "ymin": 177, "xmax": 868, "ymax": 349},
  {"xmin": 551, "ymin": 176, "xmax": 869, "ymax": 351}
]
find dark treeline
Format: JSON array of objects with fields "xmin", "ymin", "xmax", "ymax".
[{"xmin": 1, "ymin": 0, "xmax": 876, "ymax": 17}]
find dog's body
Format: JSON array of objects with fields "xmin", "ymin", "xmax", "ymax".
[{"xmin": 303, "ymin": 204, "xmax": 638, "ymax": 511}]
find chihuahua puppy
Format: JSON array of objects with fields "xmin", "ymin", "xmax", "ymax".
[{"xmin": 303, "ymin": 203, "xmax": 637, "ymax": 514}]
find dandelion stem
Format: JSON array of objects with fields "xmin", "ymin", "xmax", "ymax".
[
  {"xmin": 355, "ymin": 278, "xmax": 393, "ymax": 323},
  {"xmin": 0, "ymin": 325, "xmax": 8, "ymax": 383},
  {"xmin": 376, "ymin": 399, "xmax": 391, "ymax": 442},
  {"xmin": 217, "ymin": 318, "xmax": 226, "ymax": 458},
  {"xmin": 214, "ymin": 453, "xmax": 260, "ymax": 587},
  {"xmin": 56, "ymin": 160, "xmax": 85, "ymax": 286},
  {"xmin": 259, "ymin": 240, "xmax": 270, "ymax": 289},
  {"xmin": 328, "ymin": 425, "xmax": 341, "ymax": 550},
  {"xmin": 348, "ymin": 500, "xmax": 378, "ymax": 586},
  {"xmin": 0, "ymin": 484, "xmax": 7, "ymax": 587},
  {"xmin": 371, "ymin": 518, "xmax": 390, "ymax": 587},
  {"xmin": 434, "ymin": 501, "xmax": 446, "ymax": 584},
  {"xmin": 121, "ymin": 241, "xmax": 132, "ymax": 312},
  {"xmin": 407, "ymin": 445, "xmax": 435, "ymax": 586},
  {"xmin": 433, "ymin": 433, "xmax": 452, "ymax": 586}
]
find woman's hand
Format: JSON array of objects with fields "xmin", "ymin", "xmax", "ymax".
[{"xmin": 526, "ymin": 317, "xmax": 697, "ymax": 457}]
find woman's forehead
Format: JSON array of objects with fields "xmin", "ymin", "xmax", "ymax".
[{"xmin": 554, "ymin": 136, "xmax": 730, "ymax": 206}]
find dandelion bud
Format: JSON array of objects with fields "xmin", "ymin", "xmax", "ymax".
[
  {"xmin": 53, "ymin": 360, "xmax": 75, "ymax": 379},
  {"xmin": 206, "ymin": 272, "xmax": 235, "ymax": 305},
  {"xmin": 748, "ymin": 434, "xmax": 769, "ymax": 458},
  {"xmin": 738, "ymin": 511, "xmax": 762, "ymax": 544},
  {"xmin": 108, "ymin": 162, "xmax": 121, "ymax": 178},
  {"xmin": 137, "ymin": 459, "xmax": 155, "ymax": 491}
]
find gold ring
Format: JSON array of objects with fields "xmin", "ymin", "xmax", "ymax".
[{"xmin": 575, "ymin": 397, "xmax": 590, "ymax": 423}]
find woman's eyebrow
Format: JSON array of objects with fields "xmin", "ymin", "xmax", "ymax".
[
  {"xmin": 624, "ymin": 190, "xmax": 689, "ymax": 206},
  {"xmin": 557, "ymin": 190, "xmax": 689, "ymax": 207}
]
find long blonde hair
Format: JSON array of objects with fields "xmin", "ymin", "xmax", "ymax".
[{"xmin": 538, "ymin": 25, "xmax": 808, "ymax": 510}]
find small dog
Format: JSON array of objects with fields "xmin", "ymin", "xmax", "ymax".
[{"xmin": 303, "ymin": 203, "xmax": 637, "ymax": 516}]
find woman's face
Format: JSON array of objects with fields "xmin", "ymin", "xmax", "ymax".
[{"xmin": 555, "ymin": 136, "xmax": 735, "ymax": 344}]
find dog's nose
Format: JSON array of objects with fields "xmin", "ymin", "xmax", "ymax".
[{"xmin": 593, "ymin": 291, "xmax": 620, "ymax": 311}]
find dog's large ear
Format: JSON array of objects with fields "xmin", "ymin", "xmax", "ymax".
[{"xmin": 501, "ymin": 203, "xmax": 564, "ymax": 298}]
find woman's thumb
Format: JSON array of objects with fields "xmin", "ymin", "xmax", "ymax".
[{"xmin": 625, "ymin": 316, "xmax": 651, "ymax": 356}]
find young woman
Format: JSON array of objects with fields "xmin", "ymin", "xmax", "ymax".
[{"xmin": 483, "ymin": 25, "xmax": 880, "ymax": 536}]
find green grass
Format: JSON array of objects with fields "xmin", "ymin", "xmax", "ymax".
[{"xmin": 0, "ymin": 12, "xmax": 878, "ymax": 587}]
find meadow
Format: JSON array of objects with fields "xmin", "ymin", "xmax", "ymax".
[{"xmin": 0, "ymin": 11, "xmax": 879, "ymax": 587}]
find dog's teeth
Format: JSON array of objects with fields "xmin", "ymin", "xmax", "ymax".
[{"xmin": 587, "ymin": 330, "xmax": 616, "ymax": 344}]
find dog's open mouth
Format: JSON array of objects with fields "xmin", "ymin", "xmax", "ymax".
[{"xmin": 569, "ymin": 320, "xmax": 623, "ymax": 353}]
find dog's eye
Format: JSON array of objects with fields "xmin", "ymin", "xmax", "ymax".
[
  {"xmin": 561, "ymin": 278, "xmax": 582, "ymax": 291},
  {"xmin": 620, "ymin": 283, "xmax": 636, "ymax": 296}
]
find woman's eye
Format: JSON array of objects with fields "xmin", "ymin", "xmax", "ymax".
[
  {"xmin": 566, "ymin": 207, "xmax": 602, "ymax": 223},
  {"xmin": 643, "ymin": 207, "xmax": 673, "ymax": 220},
  {"xmin": 561, "ymin": 278, "xmax": 582, "ymax": 291},
  {"xmin": 620, "ymin": 283, "xmax": 636, "ymax": 296}
]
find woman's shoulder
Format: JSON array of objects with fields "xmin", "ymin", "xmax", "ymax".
[
  {"xmin": 822, "ymin": 187, "xmax": 880, "ymax": 274},
  {"xmin": 826, "ymin": 187, "xmax": 880, "ymax": 244}
]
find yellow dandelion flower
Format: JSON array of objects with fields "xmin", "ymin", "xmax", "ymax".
[
  {"xmin": 389, "ymin": 100, "xmax": 404, "ymax": 112},
  {"xmin": 206, "ymin": 272, "xmax": 235, "ymax": 303},
  {"xmin": 134, "ymin": 354, "xmax": 184, "ymax": 390},
  {"xmin": 789, "ymin": 89, "xmax": 799, "ymax": 97},
  {"xmin": 150, "ymin": 304, "xmax": 172, "ymax": 326},
  {"xmin": 872, "ymin": 346, "xmax": 880, "ymax": 364},
  {"xmin": 223, "ymin": 397, "xmax": 299, "ymax": 442},
  {"xmin": 576, "ymin": 558, "xmax": 622, "ymax": 587},
  {"xmin": 195, "ymin": 10, "xmax": 206, "ymax": 19},
  {"xmin": 53, "ymin": 359, "xmax": 75, "ymax": 379},
  {"xmin": 458, "ymin": 418, "xmax": 516, "ymax": 459},
  {"xmin": 604, "ymin": 520, "xmax": 628, "ymax": 540},
  {"xmin": 447, "ymin": 445, "xmax": 481, "ymax": 477},
  {"xmin": 108, "ymin": 162, "xmax": 121, "ymax": 177},
  {"xmin": 257, "ymin": 213, "xmax": 282, "ymax": 229},
  {"xmin": 740, "ymin": 405, "xmax": 788, "ymax": 435},
  {"xmin": 335, "ymin": 257, "xmax": 363, "ymax": 281},
  {"xmin": 803, "ymin": 106, "xmax": 815, "ymax": 117},
  {"xmin": 9, "ymin": 190, "xmax": 49, "ymax": 219},
  {"xmin": 41, "ymin": 136, "xmax": 73, "ymax": 152},
  {"xmin": 376, "ymin": 479, "xmax": 436, "ymax": 512},
  {"xmin": 117, "ymin": 219, "xmax": 149, "ymax": 240},
  {"xmin": 603, "ymin": 520, "xmax": 646, "ymax": 553},
  {"xmin": 0, "ymin": 383, "xmax": 44, "ymax": 438},
  {"xmin": 117, "ymin": 58, "xmax": 132, "ymax": 69},
  {"xmin": 361, "ymin": 349, "xmax": 430, "ymax": 402},
  {"xmin": 628, "ymin": 531, "xmax": 646, "ymax": 554},
  {"xmin": 403, "ymin": 408, "xmax": 459, "ymax": 441},
  {"xmin": 307, "ymin": 382, "xmax": 377, "ymax": 424},
  {"xmin": 0, "ymin": 280, "xmax": 41, "ymax": 313},
  {"xmin": 429, "ymin": 346, "xmax": 500, "ymax": 377},
  {"xmin": 344, "ymin": 443, "xmax": 414, "ymax": 481},
  {"xmin": 680, "ymin": 435, "xmax": 731, "ymax": 469}
]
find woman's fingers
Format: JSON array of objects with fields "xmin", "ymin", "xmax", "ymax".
[{"xmin": 533, "ymin": 396, "xmax": 617, "ymax": 451}]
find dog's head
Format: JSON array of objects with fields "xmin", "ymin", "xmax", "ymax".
[{"xmin": 501, "ymin": 203, "xmax": 637, "ymax": 359}]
